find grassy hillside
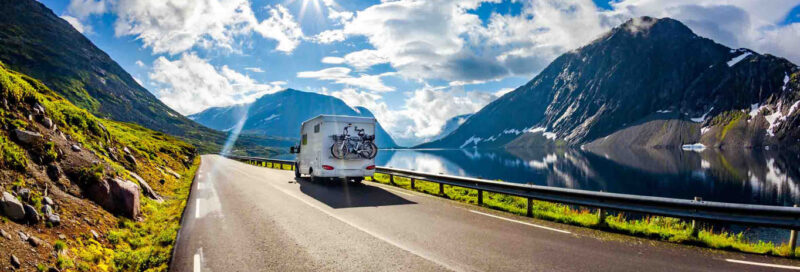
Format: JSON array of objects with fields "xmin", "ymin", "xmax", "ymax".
[{"xmin": 0, "ymin": 61, "xmax": 198, "ymax": 271}]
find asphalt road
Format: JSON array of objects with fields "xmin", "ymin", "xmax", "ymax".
[{"xmin": 171, "ymin": 155, "xmax": 800, "ymax": 271}]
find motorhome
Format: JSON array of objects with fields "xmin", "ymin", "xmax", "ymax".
[{"xmin": 291, "ymin": 115, "xmax": 378, "ymax": 183}]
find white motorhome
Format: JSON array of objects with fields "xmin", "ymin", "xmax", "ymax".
[{"xmin": 291, "ymin": 115, "xmax": 378, "ymax": 183}]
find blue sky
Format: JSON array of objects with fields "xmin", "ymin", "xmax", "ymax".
[{"xmin": 41, "ymin": 0, "xmax": 800, "ymax": 146}]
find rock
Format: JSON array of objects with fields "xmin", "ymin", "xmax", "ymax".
[
  {"xmin": 165, "ymin": 168, "xmax": 181, "ymax": 179},
  {"xmin": 0, "ymin": 228, "xmax": 10, "ymax": 240},
  {"xmin": 46, "ymin": 214, "xmax": 61, "ymax": 226},
  {"xmin": 34, "ymin": 102, "xmax": 45, "ymax": 113},
  {"xmin": 42, "ymin": 204, "xmax": 54, "ymax": 217},
  {"xmin": 58, "ymin": 234, "xmax": 66, "ymax": 240},
  {"xmin": 18, "ymin": 231, "xmax": 28, "ymax": 241},
  {"xmin": 43, "ymin": 196, "xmax": 54, "ymax": 206},
  {"xmin": 1, "ymin": 191, "xmax": 26, "ymax": 221},
  {"xmin": 46, "ymin": 164, "xmax": 62, "ymax": 181},
  {"xmin": 28, "ymin": 235, "xmax": 43, "ymax": 247},
  {"xmin": 129, "ymin": 171, "xmax": 162, "ymax": 201},
  {"xmin": 17, "ymin": 188, "xmax": 30, "ymax": 200},
  {"xmin": 42, "ymin": 117, "xmax": 54, "ymax": 129},
  {"xmin": 71, "ymin": 144, "xmax": 81, "ymax": 152},
  {"xmin": 123, "ymin": 146, "xmax": 132, "ymax": 155},
  {"xmin": 10, "ymin": 254, "xmax": 20, "ymax": 269},
  {"xmin": 108, "ymin": 178, "xmax": 140, "ymax": 218},
  {"xmin": 24, "ymin": 204, "xmax": 39, "ymax": 224},
  {"xmin": 91, "ymin": 229, "xmax": 100, "ymax": 240},
  {"xmin": 13, "ymin": 129, "xmax": 43, "ymax": 145},
  {"xmin": 124, "ymin": 154, "xmax": 137, "ymax": 167}
]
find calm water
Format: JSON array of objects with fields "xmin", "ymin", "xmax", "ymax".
[{"xmin": 274, "ymin": 146, "xmax": 800, "ymax": 243}]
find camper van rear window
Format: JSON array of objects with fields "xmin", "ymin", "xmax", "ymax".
[
  {"xmin": 314, "ymin": 124, "xmax": 320, "ymax": 133},
  {"xmin": 302, "ymin": 134, "xmax": 307, "ymax": 145}
]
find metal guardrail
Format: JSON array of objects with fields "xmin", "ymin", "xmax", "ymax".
[{"xmin": 224, "ymin": 154, "xmax": 800, "ymax": 248}]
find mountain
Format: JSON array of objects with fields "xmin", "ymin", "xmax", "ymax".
[
  {"xmin": 429, "ymin": 114, "xmax": 472, "ymax": 142},
  {"xmin": 0, "ymin": 0, "xmax": 286, "ymax": 155},
  {"xmin": 189, "ymin": 89, "xmax": 400, "ymax": 148},
  {"xmin": 419, "ymin": 17, "xmax": 799, "ymax": 151}
]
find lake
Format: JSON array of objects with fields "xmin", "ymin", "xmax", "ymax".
[{"xmin": 273, "ymin": 146, "xmax": 800, "ymax": 243}]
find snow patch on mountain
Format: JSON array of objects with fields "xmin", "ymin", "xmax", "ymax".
[
  {"xmin": 682, "ymin": 143, "xmax": 706, "ymax": 152},
  {"xmin": 727, "ymin": 51, "xmax": 752, "ymax": 67},
  {"xmin": 691, "ymin": 107, "xmax": 713, "ymax": 123}
]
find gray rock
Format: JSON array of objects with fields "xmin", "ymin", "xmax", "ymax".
[
  {"xmin": 42, "ymin": 117, "xmax": 54, "ymax": 129},
  {"xmin": 108, "ymin": 178, "xmax": 140, "ymax": 218},
  {"xmin": 129, "ymin": 171, "xmax": 162, "ymax": 202},
  {"xmin": 42, "ymin": 204, "xmax": 54, "ymax": 217},
  {"xmin": 28, "ymin": 235, "xmax": 43, "ymax": 247},
  {"xmin": 17, "ymin": 188, "xmax": 30, "ymax": 200},
  {"xmin": 165, "ymin": 168, "xmax": 181, "ymax": 179},
  {"xmin": 71, "ymin": 144, "xmax": 82, "ymax": 152},
  {"xmin": 10, "ymin": 254, "xmax": 20, "ymax": 269},
  {"xmin": 124, "ymin": 154, "xmax": 137, "ymax": 166},
  {"xmin": 91, "ymin": 229, "xmax": 100, "ymax": 240},
  {"xmin": 1, "ymin": 191, "xmax": 26, "ymax": 221},
  {"xmin": 13, "ymin": 129, "xmax": 43, "ymax": 145},
  {"xmin": 0, "ymin": 228, "xmax": 10, "ymax": 240},
  {"xmin": 18, "ymin": 231, "xmax": 28, "ymax": 241},
  {"xmin": 46, "ymin": 214, "xmax": 61, "ymax": 226},
  {"xmin": 34, "ymin": 102, "xmax": 45, "ymax": 113},
  {"xmin": 46, "ymin": 164, "xmax": 62, "ymax": 181},
  {"xmin": 123, "ymin": 146, "xmax": 132, "ymax": 155},
  {"xmin": 24, "ymin": 204, "xmax": 39, "ymax": 224},
  {"xmin": 43, "ymin": 196, "xmax": 55, "ymax": 206}
]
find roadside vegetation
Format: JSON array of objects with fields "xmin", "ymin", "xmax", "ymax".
[
  {"xmin": 365, "ymin": 173, "xmax": 798, "ymax": 258},
  {"xmin": 0, "ymin": 61, "xmax": 199, "ymax": 271}
]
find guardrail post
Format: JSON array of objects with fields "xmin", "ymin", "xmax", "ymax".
[
  {"xmin": 597, "ymin": 208, "xmax": 606, "ymax": 226},
  {"xmin": 477, "ymin": 189, "xmax": 483, "ymax": 205},
  {"xmin": 388, "ymin": 174, "xmax": 394, "ymax": 185},
  {"xmin": 691, "ymin": 196, "xmax": 702, "ymax": 237},
  {"xmin": 526, "ymin": 197, "xmax": 533, "ymax": 217},
  {"xmin": 791, "ymin": 204, "xmax": 798, "ymax": 255},
  {"xmin": 410, "ymin": 178, "xmax": 415, "ymax": 190},
  {"xmin": 439, "ymin": 183, "xmax": 444, "ymax": 196}
]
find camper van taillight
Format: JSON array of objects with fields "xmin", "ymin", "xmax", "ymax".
[
  {"xmin": 322, "ymin": 165, "xmax": 335, "ymax": 170},
  {"xmin": 365, "ymin": 165, "xmax": 375, "ymax": 170}
]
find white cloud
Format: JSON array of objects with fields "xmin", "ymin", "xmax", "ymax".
[
  {"xmin": 312, "ymin": 29, "xmax": 346, "ymax": 44},
  {"xmin": 149, "ymin": 53, "xmax": 283, "ymax": 114},
  {"xmin": 135, "ymin": 60, "xmax": 145, "ymax": 67},
  {"xmin": 342, "ymin": 49, "xmax": 389, "ymax": 70},
  {"xmin": 252, "ymin": 5, "xmax": 305, "ymax": 53},
  {"xmin": 245, "ymin": 67, "xmax": 265, "ymax": 73},
  {"xmin": 60, "ymin": 15, "xmax": 91, "ymax": 34},
  {"xmin": 67, "ymin": 0, "xmax": 107, "ymax": 18},
  {"xmin": 297, "ymin": 67, "xmax": 395, "ymax": 92},
  {"xmin": 321, "ymin": 56, "xmax": 345, "ymax": 64}
]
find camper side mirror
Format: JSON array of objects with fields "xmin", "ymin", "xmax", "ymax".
[{"xmin": 290, "ymin": 145, "xmax": 300, "ymax": 154}]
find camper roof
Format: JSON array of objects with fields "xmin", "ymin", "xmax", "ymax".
[{"xmin": 302, "ymin": 115, "xmax": 376, "ymax": 125}]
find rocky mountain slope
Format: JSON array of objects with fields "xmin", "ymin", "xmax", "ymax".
[
  {"xmin": 0, "ymin": 61, "xmax": 197, "ymax": 271},
  {"xmin": 420, "ymin": 17, "xmax": 799, "ymax": 151},
  {"xmin": 189, "ymin": 89, "xmax": 400, "ymax": 148},
  {"xmin": 0, "ymin": 0, "xmax": 290, "ymax": 156}
]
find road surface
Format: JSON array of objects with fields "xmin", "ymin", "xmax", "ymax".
[{"xmin": 171, "ymin": 155, "xmax": 800, "ymax": 271}]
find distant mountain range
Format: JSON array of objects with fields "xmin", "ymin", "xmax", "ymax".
[
  {"xmin": 0, "ymin": 0, "xmax": 292, "ymax": 155},
  {"xmin": 419, "ymin": 16, "xmax": 799, "ymax": 151},
  {"xmin": 189, "ymin": 89, "xmax": 399, "ymax": 148},
  {"xmin": 429, "ymin": 114, "xmax": 472, "ymax": 143}
]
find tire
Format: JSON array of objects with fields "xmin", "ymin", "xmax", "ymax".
[
  {"xmin": 330, "ymin": 142, "xmax": 345, "ymax": 159},
  {"xmin": 294, "ymin": 163, "xmax": 301, "ymax": 178},
  {"xmin": 309, "ymin": 168, "xmax": 316, "ymax": 182}
]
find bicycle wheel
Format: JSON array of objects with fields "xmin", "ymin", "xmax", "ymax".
[{"xmin": 330, "ymin": 142, "xmax": 345, "ymax": 159}]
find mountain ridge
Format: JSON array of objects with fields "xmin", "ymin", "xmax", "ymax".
[{"xmin": 419, "ymin": 16, "xmax": 800, "ymax": 150}]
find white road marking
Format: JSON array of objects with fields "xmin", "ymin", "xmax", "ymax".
[
  {"xmin": 195, "ymin": 199, "xmax": 201, "ymax": 219},
  {"xmin": 193, "ymin": 247, "xmax": 203, "ymax": 272},
  {"xmin": 469, "ymin": 210, "xmax": 571, "ymax": 234},
  {"xmin": 725, "ymin": 259, "xmax": 800, "ymax": 270},
  {"xmin": 381, "ymin": 187, "xmax": 416, "ymax": 197}
]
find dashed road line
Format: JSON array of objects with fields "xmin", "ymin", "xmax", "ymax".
[
  {"xmin": 469, "ymin": 210, "xmax": 571, "ymax": 234},
  {"xmin": 725, "ymin": 259, "xmax": 800, "ymax": 270},
  {"xmin": 193, "ymin": 247, "xmax": 203, "ymax": 272},
  {"xmin": 195, "ymin": 199, "xmax": 201, "ymax": 219}
]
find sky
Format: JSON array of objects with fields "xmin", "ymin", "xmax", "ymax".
[{"xmin": 40, "ymin": 0, "xmax": 800, "ymax": 146}]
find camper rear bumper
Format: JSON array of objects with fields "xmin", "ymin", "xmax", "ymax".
[{"xmin": 315, "ymin": 169, "xmax": 375, "ymax": 178}]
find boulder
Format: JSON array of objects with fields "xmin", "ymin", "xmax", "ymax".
[
  {"xmin": 42, "ymin": 117, "xmax": 54, "ymax": 129},
  {"xmin": 124, "ymin": 154, "xmax": 137, "ymax": 166},
  {"xmin": 46, "ymin": 214, "xmax": 61, "ymax": 226},
  {"xmin": 43, "ymin": 196, "xmax": 55, "ymax": 206},
  {"xmin": 0, "ymin": 228, "xmax": 10, "ymax": 240},
  {"xmin": 13, "ymin": 129, "xmax": 43, "ymax": 145},
  {"xmin": 85, "ymin": 178, "xmax": 113, "ymax": 211},
  {"xmin": 17, "ymin": 188, "xmax": 30, "ymax": 200},
  {"xmin": 129, "ymin": 171, "xmax": 162, "ymax": 202},
  {"xmin": 1, "ymin": 191, "xmax": 26, "ymax": 221},
  {"xmin": 24, "ymin": 204, "xmax": 39, "ymax": 224},
  {"xmin": 28, "ymin": 235, "xmax": 43, "ymax": 247},
  {"xmin": 123, "ymin": 146, "xmax": 132, "ymax": 155},
  {"xmin": 165, "ymin": 168, "xmax": 181, "ymax": 179},
  {"xmin": 46, "ymin": 164, "xmax": 62, "ymax": 181},
  {"xmin": 42, "ymin": 204, "xmax": 54, "ymax": 217},
  {"xmin": 71, "ymin": 144, "xmax": 82, "ymax": 152},
  {"xmin": 108, "ymin": 178, "xmax": 140, "ymax": 218},
  {"xmin": 10, "ymin": 254, "xmax": 20, "ymax": 269},
  {"xmin": 18, "ymin": 231, "xmax": 28, "ymax": 241},
  {"xmin": 33, "ymin": 102, "xmax": 46, "ymax": 113}
]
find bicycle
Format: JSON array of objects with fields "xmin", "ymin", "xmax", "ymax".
[{"xmin": 330, "ymin": 124, "xmax": 378, "ymax": 159}]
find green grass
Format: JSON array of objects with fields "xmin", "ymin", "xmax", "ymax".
[{"xmin": 363, "ymin": 173, "xmax": 798, "ymax": 258}]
